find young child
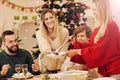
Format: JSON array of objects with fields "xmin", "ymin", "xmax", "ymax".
[{"xmin": 61, "ymin": 26, "xmax": 98, "ymax": 78}]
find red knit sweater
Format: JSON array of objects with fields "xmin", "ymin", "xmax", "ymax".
[{"xmin": 71, "ymin": 20, "xmax": 120, "ymax": 76}]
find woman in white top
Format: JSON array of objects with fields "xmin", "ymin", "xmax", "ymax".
[{"xmin": 36, "ymin": 9, "xmax": 69, "ymax": 72}]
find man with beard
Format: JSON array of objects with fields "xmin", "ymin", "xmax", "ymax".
[{"xmin": 0, "ymin": 30, "xmax": 40, "ymax": 79}]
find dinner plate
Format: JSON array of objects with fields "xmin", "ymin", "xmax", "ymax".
[
  {"xmin": 55, "ymin": 70, "xmax": 88, "ymax": 80},
  {"xmin": 12, "ymin": 72, "xmax": 33, "ymax": 78},
  {"xmin": 93, "ymin": 77, "xmax": 116, "ymax": 80}
]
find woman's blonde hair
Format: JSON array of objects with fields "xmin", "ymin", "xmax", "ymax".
[
  {"xmin": 93, "ymin": 0, "xmax": 112, "ymax": 43},
  {"xmin": 39, "ymin": 9, "xmax": 64, "ymax": 46}
]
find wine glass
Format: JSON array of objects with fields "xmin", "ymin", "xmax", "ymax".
[
  {"xmin": 15, "ymin": 64, "xmax": 21, "ymax": 79},
  {"xmin": 22, "ymin": 64, "xmax": 28, "ymax": 80}
]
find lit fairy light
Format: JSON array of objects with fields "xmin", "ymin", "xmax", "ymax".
[
  {"xmin": 24, "ymin": 37, "xmax": 27, "ymax": 39},
  {"xmin": 22, "ymin": 21, "xmax": 24, "ymax": 24},
  {"xmin": 25, "ymin": 29, "xmax": 28, "ymax": 32}
]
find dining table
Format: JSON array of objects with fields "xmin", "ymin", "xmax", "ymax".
[
  {"xmin": 18, "ymin": 72, "xmax": 93, "ymax": 80},
  {"xmin": 3, "ymin": 73, "xmax": 93, "ymax": 80}
]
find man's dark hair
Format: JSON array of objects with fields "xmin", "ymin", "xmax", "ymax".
[{"xmin": 2, "ymin": 30, "xmax": 14, "ymax": 42}]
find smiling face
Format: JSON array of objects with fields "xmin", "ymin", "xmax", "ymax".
[
  {"xmin": 76, "ymin": 30, "xmax": 90, "ymax": 43},
  {"xmin": 3, "ymin": 34, "xmax": 19, "ymax": 54},
  {"xmin": 44, "ymin": 12, "xmax": 55, "ymax": 29}
]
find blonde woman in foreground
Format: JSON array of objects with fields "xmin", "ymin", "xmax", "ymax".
[{"xmin": 65, "ymin": 0, "xmax": 120, "ymax": 79}]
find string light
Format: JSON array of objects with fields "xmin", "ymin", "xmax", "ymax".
[{"xmin": 24, "ymin": 37, "xmax": 27, "ymax": 39}]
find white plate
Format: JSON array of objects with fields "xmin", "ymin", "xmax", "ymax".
[
  {"xmin": 55, "ymin": 70, "xmax": 88, "ymax": 80},
  {"xmin": 60, "ymin": 70, "xmax": 88, "ymax": 74},
  {"xmin": 12, "ymin": 72, "xmax": 33, "ymax": 78},
  {"xmin": 93, "ymin": 77, "xmax": 116, "ymax": 80}
]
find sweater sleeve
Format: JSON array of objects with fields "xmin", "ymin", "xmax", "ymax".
[
  {"xmin": 71, "ymin": 54, "xmax": 86, "ymax": 64},
  {"xmin": 36, "ymin": 30, "xmax": 51, "ymax": 54},
  {"xmin": 70, "ymin": 41, "xmax": 89, "ymax": 64}
]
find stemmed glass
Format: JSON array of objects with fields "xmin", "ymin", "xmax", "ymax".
[
  {"xmin": 15, "ymin": 64, "xmax": 21, "ymax": 79},
  {"xmin": 22, "ymin": 64, "xmax": 28, "ymax": 80}
]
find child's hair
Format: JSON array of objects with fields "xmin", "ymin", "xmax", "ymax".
[{"xmin": 73, "ymin": 26, "xmax": 92, "ymax": 39}]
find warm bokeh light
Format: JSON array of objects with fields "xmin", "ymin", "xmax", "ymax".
[
  {"xmin": 110, "ymin": 0, "xmax": 120, "ymax": 27},
  {"xmin": 110, "ymin": 0, "xmax": 120, "ymax": 14},
  {"xmin": 110, "ymin": 0, "xmax": 120, "ymax": 6}
]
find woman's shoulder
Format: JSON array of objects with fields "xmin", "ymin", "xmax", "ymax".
[
  {"xmin": 107, "ymin": 20, "xmax": 118, "ymax": 29},
  {"xmin": 108, "ymin": 20, "xmax": 117, "ymax": 25},
  {"xmin": 36, "ymin": 29, "xmax": 41, "ymax": 34},
  {"xmin": 60, "ymin": 26, "xmax": 69, "ymax": 33},
  {"xmin": 36, "ymin": 29, "xmax": 43, "ymax": 36}
]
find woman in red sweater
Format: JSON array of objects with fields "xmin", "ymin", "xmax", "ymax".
[{"xmin": 65, "ymin": 0, "xmax": 120, "ymax": 79}]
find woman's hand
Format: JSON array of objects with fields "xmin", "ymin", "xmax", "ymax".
[
  {"xmin": 45, "ymin": 49, "xmax": 53, "ymax": 54},
  {"xmin": 65, "ymin": 49, "xmax": 81, "ymax": 57}
]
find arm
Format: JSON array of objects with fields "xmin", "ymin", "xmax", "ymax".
[
  {"xmin": 70, "ymin": 41, "xmax": 90, "ymax": 64},
  {"xmin": 36, "ymin": 30, "xmax": 52, "ymax": 54},
  {"xmin": 71, "ymin": 54, "xmax": 86, "ymax": 64},
  {"xmin": 71, "ymin": 41, "xmax": 90, "ymax": 49}
]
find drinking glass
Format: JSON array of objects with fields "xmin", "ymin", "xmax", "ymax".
[
  {"xmin": 22, "ymin": 64, "xmax": 28, "ymax": 80},
  {"xmin": 15, "ymin": 64, "xmax": 21, "ymax": 79}
]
